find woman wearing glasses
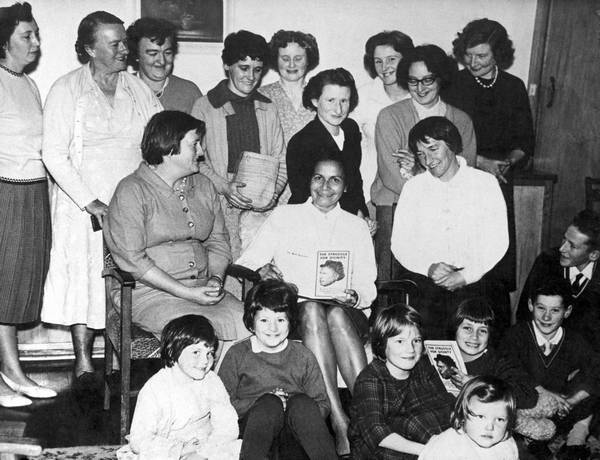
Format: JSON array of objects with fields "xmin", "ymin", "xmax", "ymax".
[{"xmin": 372, "ymin": 44, "xmax": 475, "ymax": 280}]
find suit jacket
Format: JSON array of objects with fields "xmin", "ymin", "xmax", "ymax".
[
  {"xmin": 286, "ymin": 116, "xmax": 368, "ymax": 216},
  {"xmin": 517, "ymin": 248, "xmax": 600, "ymax": 351}
]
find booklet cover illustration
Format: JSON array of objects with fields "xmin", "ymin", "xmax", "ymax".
[
  {"xmin": 314, "ymin": 250, "xmax": 350, "ymax": 298},
  {"xmin": 424, "ymin": 340, "xmax": 467, "ymax": 395}
]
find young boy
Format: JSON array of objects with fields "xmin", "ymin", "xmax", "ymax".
[{"xmin": 500, "ymin": 278, "xmax": 600, "ymax": 460}]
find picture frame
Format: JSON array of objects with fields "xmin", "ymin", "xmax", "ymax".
[{"xmin": 140, "ymin": 0, "xmax": 224, "ymax": 43}]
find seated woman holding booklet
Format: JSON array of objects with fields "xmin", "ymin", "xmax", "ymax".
[{"xmin": 236, "ymin": 154, "xmax": 377, "ymax": 457}]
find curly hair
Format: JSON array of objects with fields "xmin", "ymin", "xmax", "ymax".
[
  {"xmin": 396, "ymin": 44, "xmax": 457, "ymax": 90},
  {"xmin": 363, "ymin": 30, "xmax": 414, "ymax": 79},
  {"xmin": 126, "ymin": 17, "xmax": 178, "ymax": 70},
  {"xmin": 302, "ymin": 67, "xmax": 359, "ymax": 113},
  {"xmin": 268, "ymin": 29, "xmax": 319, "ymax": 73},
  {"xmin": 0, "ymin": 2, "xmax": 34, "ymax": 60},
  {"xmin": 452, "ymin": 18, "xmax": 515, "ymax": 70},
  {"xmin": 221, "ymin": 29, "xmax": 268, "ymax": 67},
  {"xmin": 75, "ymin": 11, "xmax": 123, "ymax": 64}
]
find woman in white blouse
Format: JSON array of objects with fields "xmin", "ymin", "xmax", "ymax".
[{"xmin": 236, "ymin": 155, "xmax": 377, "ymax": 456}]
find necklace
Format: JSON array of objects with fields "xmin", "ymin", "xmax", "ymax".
[
  {"xmin": 0, "ymin": 62, "xmax": 24, "ymax": 77},
  {"xmin": 173, "ymin": 176, "xmax": 188, "ymax": 195},
  {"xmin": 474, "ymin": 66, "xmax": 498, "ymax": 89}
]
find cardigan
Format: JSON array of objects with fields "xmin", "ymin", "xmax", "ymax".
[
  {"xmin": 371, "ymin": 98, "xmax": 476, "ymax": 206},
  {"xmin": 286, "ymin": 116, "xmax": 369, "ymax": 216},
  {"xmin": 158, "ymin": 74, "xmax": 202, "ymax": 114}
]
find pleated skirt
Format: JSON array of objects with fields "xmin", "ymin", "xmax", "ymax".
[{"xmin": 0, "ymin": 178, "xmax": 51, "ymax": 324}]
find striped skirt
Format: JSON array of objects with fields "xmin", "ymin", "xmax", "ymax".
[{"xmin": 0, "ymin": 178, "xmax": 51, "ymax": 324}]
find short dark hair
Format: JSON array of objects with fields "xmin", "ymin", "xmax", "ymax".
[
  {"xmin": 141, "ymin": 111, "xmax": 205, "ymax": 165},
  {"xmin": 268, "ymin": 29, "xmax": 319, "ymax": 73},
  {"xmin": 0, "ymin": 2, "xmax": 34, "ymax": 60},
  {"xmin": 363, "ymin": 30, "xmax": 414, "ymax": 79},
  {"xmin": 396, "ymin": 44, "xmax": 457, "ymax": 90},
  {"xmin": 452, "ymin": 18, "xmax": 515, "ymax": 70},
  {"xmin": 160, "ymin": 315, "xmax": 217, "ymax": 368},
  {"xmin": 222, "ymin": 29, "xmax": 268, "ymax": 67},
  {"xmin": 452, "ymin": 297, "xmax": 496, "ymax": 337},
  {"xmin": 434, "ymin": 354, "xmax": 457, "ymax": 368},
  {"xmin": 126, "ymin": 17, "xmax": 178, "ymax": 70},
  {"xmin": 371, "ymin": 304, "xmax": 422, "ymax": 361},
  {"xmin": 408, "ymin": 116, "xmax": 463, "ymax": 156},
  {"xmin": 302, "ymin": 67, "xmax": 359, "ymax": 113},
  {"xmin": 451, "ymin": 375, "xmax": 517, "ymax": 434},
  {"xmin": 311, "ymin": 152, "xmax": 347, "ymax": 180},
  {"xmin": 75, "ymin": 11, "xmax": 124, "ymax": 64},
  {"xmin": 320, "ymin": 260, "xmax": 345, "ymax": 279},
  {"xmin": 571, "ymin": 210, "xmax": 600, "ymax": 250},
  {"xmin": 243, "ymin": 280, "xmax": 298, "ymax": 333},
  {"xmin": 528, "ymin": 277, "xmax": 573, "ymax": 307}
]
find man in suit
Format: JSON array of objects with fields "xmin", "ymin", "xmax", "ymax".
[{"xmin": 516, "ymin": 210, "xmax": 600, "ymax": 351}]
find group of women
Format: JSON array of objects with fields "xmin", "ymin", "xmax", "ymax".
[{"xmin": 0, "ymin": 1, "xmax": 534, "ymax": 457}]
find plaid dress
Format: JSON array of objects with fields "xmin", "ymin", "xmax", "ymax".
[{"xmin": 349, "ymin": 358, "xmax": 453, "ymax": 460}]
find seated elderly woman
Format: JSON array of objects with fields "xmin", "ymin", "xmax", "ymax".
[
  {"xmin": 104, "ymin": 111, "xmax": 247, "ymax": 343},
  {"xmin": 126, "ymin": 17, "xmax": 201, "ymax": 114},
  {"xmin": 236, "ymin": 154, "xmax": 377, "ymax": 456}
]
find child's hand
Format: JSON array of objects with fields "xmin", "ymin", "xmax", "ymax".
[
  {"xmin": 539, "ymin": 388, "xmax": 572, "ymax": 417},
  {"xmin": 270, "ymin": 388, "xmax": 289, "ymax": 409},
  {"xmin": 449, "ymin": 369, "xmax": 471, "ymax": 388}
]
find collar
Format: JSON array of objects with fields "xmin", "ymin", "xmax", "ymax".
[
  {"xmin": 207, "ymin": 79, "xmax": 271, "ymax": 109},
  {"xmin": 569, "ymin": 262, "xmax": 595, "ymax": 281},
  {"xmin": 137, "ymin": 162, "xmax": 196, "ymax": 198},
  {"xmin": 303, "ymin": 198, "xmax": 343, "ymax": 220},
  {"xmin": 425, "ymin": 155, "xmax": 466, "ymax": 183},
  {"xmin": 531, "ymin": 320, "xmax": 563, "ymax": 346}
]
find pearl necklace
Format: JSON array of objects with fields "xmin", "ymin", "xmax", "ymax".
[
  {"xmin": 0, "ymin": 62, "xmax": 24, "ymax": 77},
  {"xmin": 474, "ymin": 66, "xmax": 498, "ymax": 89}
]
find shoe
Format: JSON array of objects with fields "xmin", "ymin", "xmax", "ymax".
[
  {"xmin": 72, "ymin": 371, "xmax": 101, "ymax": 391},
  {"xmin": 557, "ymin": 444, "xmax": 591, "ymax": 460},
  {"xmin": 0, "ymin": 372, "xmax": 57, "ymax": 399},
  {"xmin": 0, "ymin": 392, "xmax": 32, "ymax": 408},
  {"xmin": 527, "ymin": 440, "xmax": 552, "ymax": 460}
]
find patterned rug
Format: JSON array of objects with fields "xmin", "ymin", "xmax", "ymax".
[{"xmin": 31, "ymin": 445, "xmax": 119, "ymax": 459}]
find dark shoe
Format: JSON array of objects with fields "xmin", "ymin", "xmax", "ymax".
[
  {"xmin": 557, "ymin": 444, "xmax": 591, "ymax": 460},
  {"xmin": 527, "ymin": 440, "xmax": 553, "ymax": 460}
]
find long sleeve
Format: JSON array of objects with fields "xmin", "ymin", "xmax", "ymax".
[
  {"xmin": 286, "ymin": 129, "xmax": 313, "ymax": 205},
  {"xmin": 374, "ymin": 105, "xmax": 411, "ymax": 197},
  {"xmin": 266, "ymin": 108, "xmax": 287, "ymax": 195},
  {"xmin": 448, "ymin": 105, "xmax": 477, "ymax": 167},
  {"xmin": 217, "ymin": 345, "xmax": 248, "ymax": 416},
  {"xmin": 42, "ymin": 75, "xmax": 96, "ymax": 210},
  {"xmin": 507, "ymin": 78, "xmax": 535, "ymax": 160}
]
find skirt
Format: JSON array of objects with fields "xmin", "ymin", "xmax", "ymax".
[{"xmin": 0, "ymin": 178, "xmax": 51, "ymax": 324}]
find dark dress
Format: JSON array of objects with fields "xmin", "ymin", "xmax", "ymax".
[
  {"xmin": 516, "ymin": 248, "xmax": 600, "ymax": 352},
  {"xmin": 286, "ymin": 116, "xmax": 369, "ymax": 216},
  {"xmin": 444, "ymin": 69, "xmax": 535, "ymax": 290}
]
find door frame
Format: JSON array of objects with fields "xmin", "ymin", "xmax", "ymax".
[{"xmin": 527, "ymin": 0, "xmax": 552, "ymax": 128}]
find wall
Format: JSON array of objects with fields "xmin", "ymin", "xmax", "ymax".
[{"xmin": 5, "ymin": 0, "xmax": 537, "ymax": 99}]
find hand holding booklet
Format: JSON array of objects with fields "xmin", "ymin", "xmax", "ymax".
[
  {"xmin": 424, "ymin": 340, "xmax": 467, "ymax": 395},
  {"xmin": 234, "ymin": 151, "xmax": 280, "ymax": 209}
]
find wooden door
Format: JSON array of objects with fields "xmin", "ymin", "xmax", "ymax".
[{"xmin": 531, "ymin": 0, "xmax": 600, "ymax": 243}]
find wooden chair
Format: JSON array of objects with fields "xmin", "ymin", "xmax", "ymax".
[
  {"xmin": 102, "ymin": 247, "xmax": 260, "ymax": 443},
  {"xmin": 0, "ymin": 436, "xmax": 42, "ymax": 460},
  {"xmin": 585, "ymin": 177, "xmax": 600, "ymax": 213}
]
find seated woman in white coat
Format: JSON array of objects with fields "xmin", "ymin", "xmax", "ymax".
[{"xmin": 236, "ymin": 154, "xmax": 377, "ymax": 456}]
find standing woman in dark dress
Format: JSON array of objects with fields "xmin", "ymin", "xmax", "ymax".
[
  {"xmin": 0, "ymin": 2, "xmax": 56, "ymax": 407},
  {"xmin": 444, "ymin": 18, "xmax": 535, "ymax": 291},
  {"xmin": 287, "ymin": 68, "xmax": 376, "ymax": 234}
]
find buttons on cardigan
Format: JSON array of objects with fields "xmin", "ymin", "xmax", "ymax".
[
  {"xmin": 188, "ymin": 261, "xmax": 196, "ymax": 268},
  {"xmin": 183, "ymin": 207, "xmax": 189, "ymax": 213},
  {"xmin": 188, "ymin": 222, "xmax": 195, "ymax": 228},
  {"xmin": 178, "ymin": 195, "xmax": 185, "ymax": 201}
]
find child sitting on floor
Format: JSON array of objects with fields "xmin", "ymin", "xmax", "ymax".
[
  {"xmin": 218, "ymin": 280, "xmax": 337, "ymax": 460},
  {"xmin": 448, "ymin": 298, "xmax": 559, "ymax": 442},
  {"xmin": 500, "ymin": 278, "xmax": 600, "ymax": 460},
  {"xmin": 348, "ymin": 304, "xmax": 454, "ymax": 459},
  {"xmin": 419, "ymin": 375, "xmax": 519, "ymax": 460},
  {"xmin": 117, "ymin": 315, "xmax": 241, "ymax": 460}
]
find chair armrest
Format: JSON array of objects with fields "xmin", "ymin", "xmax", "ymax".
[
  {"xmin": 226, "ymin": 264, "xmax": 261, "ymax": 284},
  {"xmin": 102, "ymin": 267, "xmax": 136, "ymax": 288}
]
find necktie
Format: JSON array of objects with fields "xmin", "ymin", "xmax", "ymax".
[
  {"xmin": 572, "ymin": 273, "xmax": 585, "ymax": 291},
  {"xmin": 540, "ymin": 341, "xmax": 555, "ymax": 356}
]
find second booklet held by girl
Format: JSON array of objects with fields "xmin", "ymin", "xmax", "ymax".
[{"xmin": 424, "ymin": 340, "xmax": 467, "ymax": 396}]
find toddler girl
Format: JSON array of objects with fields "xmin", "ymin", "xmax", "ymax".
[
  {"xmin": 449, "ymin": 298, "xmax": 559, "ymax": 441},
  {"xmin": 218, "ymin": 279, "xmax": 337, "ymax": 460},
  {"xmin": 117, "ymin": 315, "xmax": 241, "ymax": 460},
  {"xmin": 419, "ymin": 375, "xmax": 519, "ymax": 459}
]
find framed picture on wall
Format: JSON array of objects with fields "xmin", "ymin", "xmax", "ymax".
[{"xmin": 140, "ymin": 0, "xmax": 223, "ymax": 42}]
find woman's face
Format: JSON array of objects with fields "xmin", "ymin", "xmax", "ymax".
[
  {"xmin": 137, "ymin": 36, "xmax": 175, "ymax": 83},
  {"xmin": 277, "ymin": 42, "xmax": 308, "ymax": 83},
  {"xmin": 464, "ymin": 43, "xmax": 496, "ymax": 79},
  {"xmin": 87, "ymin": 23, "xmax": 128, "ymax": 72},
  {"xmin": 373, "ymin": 44, "xmax": 402, "ymax": 86},
  {"xmin": 415, "ymin": 137, "xmax": 459, "ymax": 182},
  {"xmin": 312, "ymin": 84, "xmax": 351, "ymax": 131},
  {"xmin": 170, "ymin": 129, "xmax": 202, "ymax": 176},
  {"xmin": 408, "ymin": 61, "xmax": 440, "ymax": 108},
  {"xmin": 224, "ymin": 56, "xmax": 263, "ymax": 96},
  {"xmin": 5, "ymin": 20, "xmax": 40, "ymax": 70},
  {"xmin": 310, "ymin": 160, "xmax": 345, "ymax": 213}
]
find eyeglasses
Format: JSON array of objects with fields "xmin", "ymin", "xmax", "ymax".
[{"xmin": 407, "ymin": 75, "xmax": 437, "ymax": 87}]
